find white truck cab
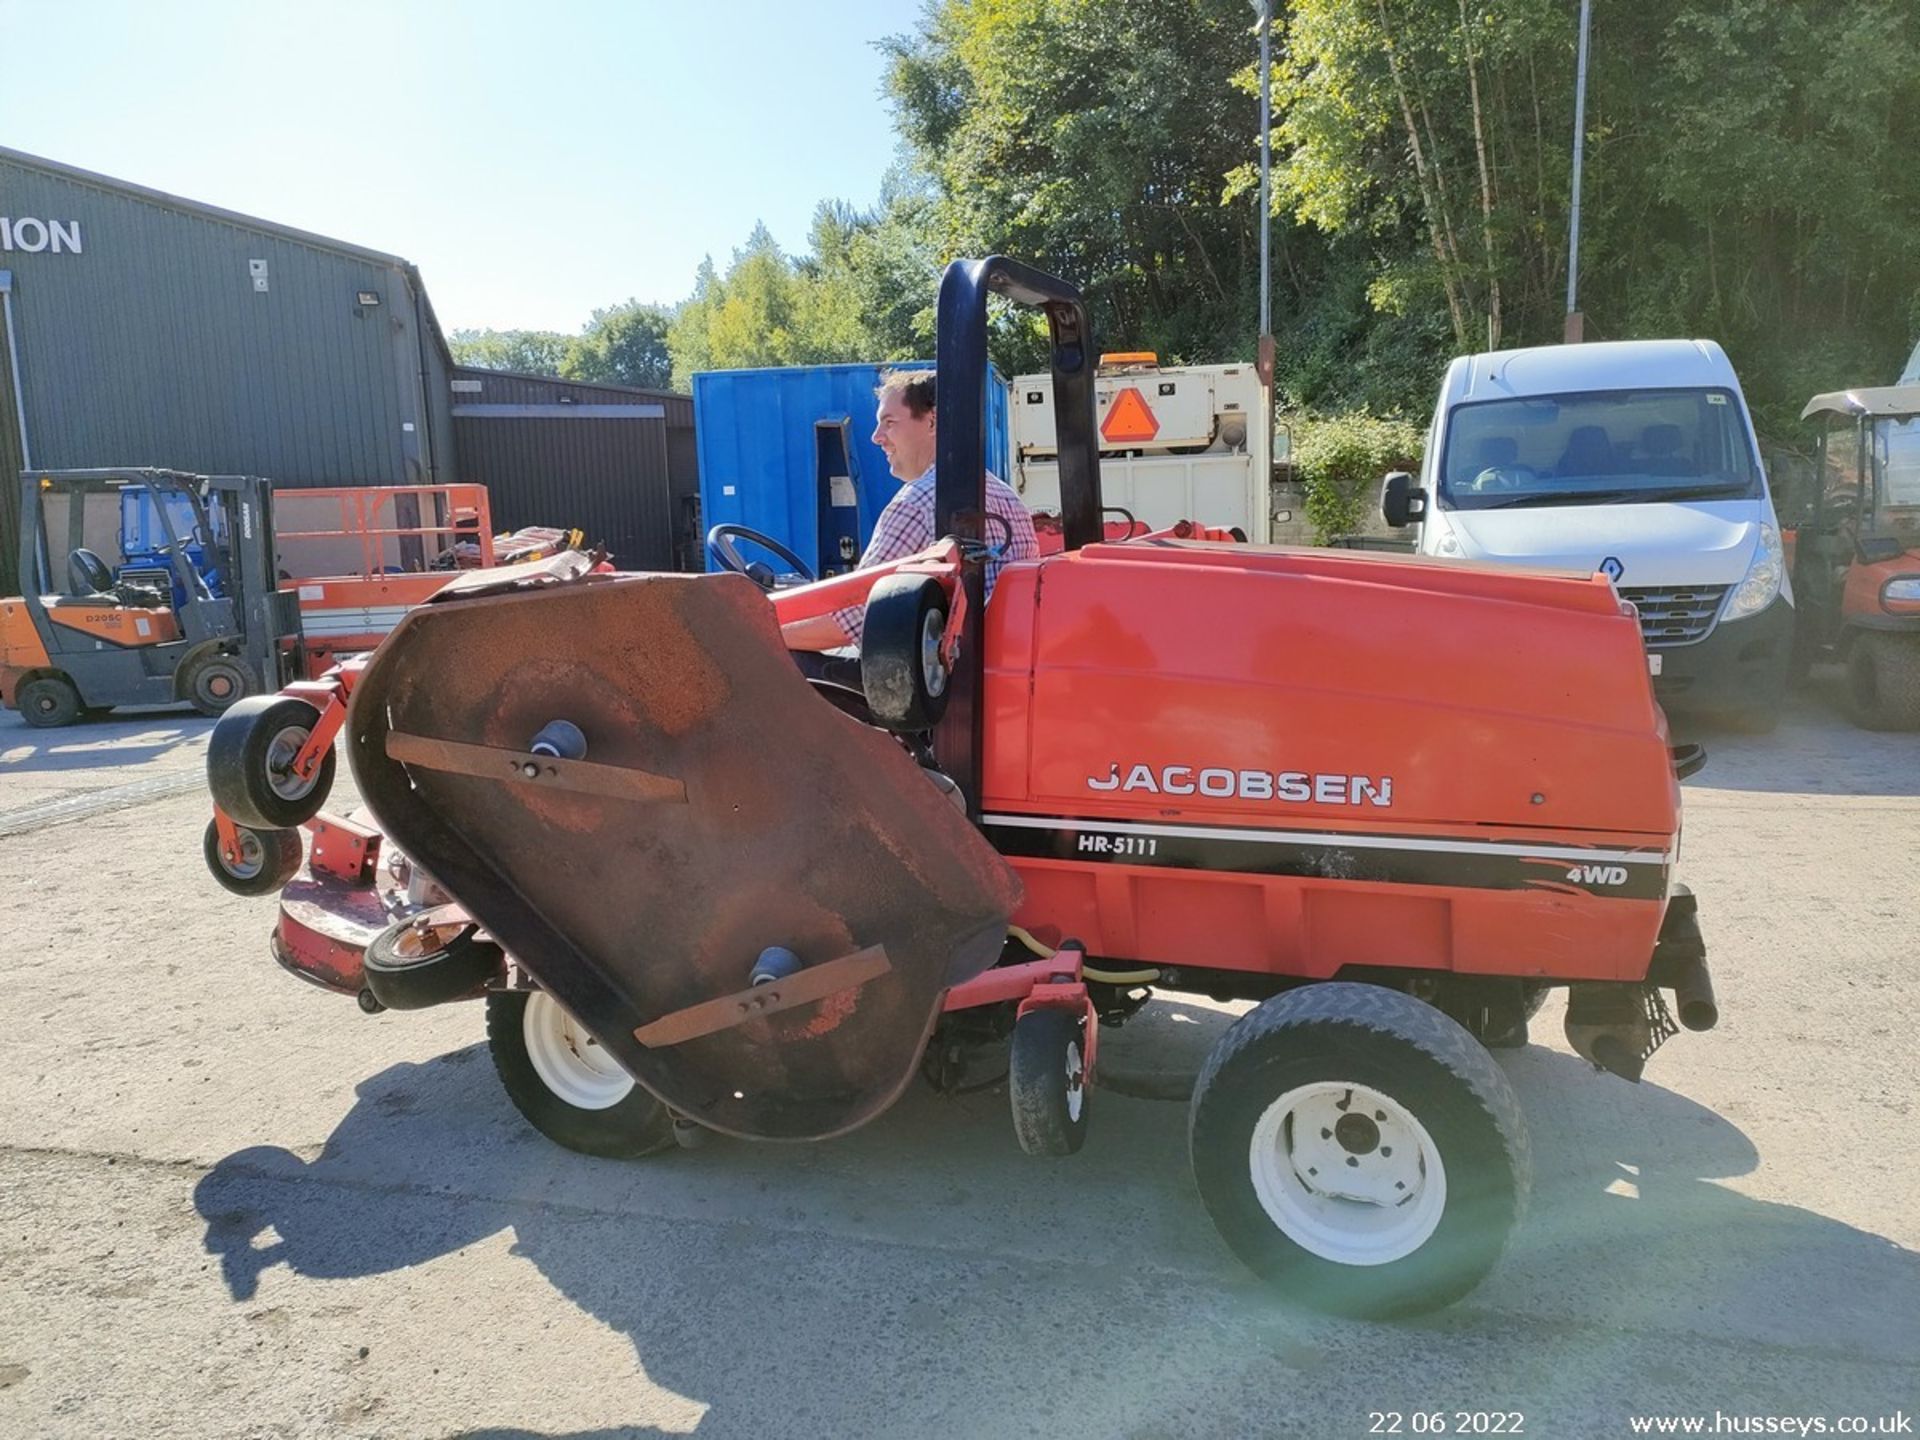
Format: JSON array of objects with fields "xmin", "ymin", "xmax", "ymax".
[{"xmin": 1382, "ymin": 339, "xmax": 1793, "ymax": 727}]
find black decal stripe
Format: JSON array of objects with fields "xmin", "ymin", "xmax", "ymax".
[{"xmin": 983, "ymin": 818, "xmax": 1667, "ymax": 901}]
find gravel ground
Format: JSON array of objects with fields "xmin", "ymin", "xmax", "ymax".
[{"xmin": 0, "ymin": 677, "xmax": 1914, "ymax": 1440}]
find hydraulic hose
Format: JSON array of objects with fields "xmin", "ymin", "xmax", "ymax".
[{"xmin": 1006, "ymin": 925, "xmax": 1159, "ymax": 986}]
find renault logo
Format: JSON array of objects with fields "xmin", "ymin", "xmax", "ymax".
[{"xmin": 1598, "ymin": 556, "xmax": 1625, "ymax": 582}]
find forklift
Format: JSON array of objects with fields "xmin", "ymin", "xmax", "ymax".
[
  {"xmin": 1, "ymin": 468, "xmax": 302, "ymax": 727},
  {"xmin": 1789, "ymin": 387, "xmax": 1920, "ymax": 729}
]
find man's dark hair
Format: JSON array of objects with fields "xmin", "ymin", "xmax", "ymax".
[{"xmin": 876, "ymin": 368, "xmax": 936, "ymax": 418}]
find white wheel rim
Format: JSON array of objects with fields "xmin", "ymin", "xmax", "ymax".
[
  {"xmin": 919, "ymin": 608, "xmax": 948, "ymax": 698},
  {"xmin": 1064, "ymin": 1038, "xmax": 1085, "ymax": 1123},
  {"xmin": 265, "ymin": 725, "xmax": 316, "ymax": 800},
  {"xmin": 523, "ymin": 992, "xmax": 636, "ymax": 1110},
  {"xmin": 226, "ymin": 829, "xmax": 264, "ymax": 879},
  {"xmin": 1248, "ymin": 1081, "xmax": 1447, "ymax": 1267}
]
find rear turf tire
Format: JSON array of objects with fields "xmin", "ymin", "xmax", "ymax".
[{"xmin": 1190, "ymin": 982, "xmax": 1530, "ymax": 1319}]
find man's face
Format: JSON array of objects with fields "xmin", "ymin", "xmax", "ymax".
[{"xmin": 872, "ymin": 391, "xmax": 936, "ymax": 481}]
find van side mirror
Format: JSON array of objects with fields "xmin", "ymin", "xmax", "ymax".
[{"xmin": 1381, "ymin": 471, "xmax": 1427, "ymax": 528}]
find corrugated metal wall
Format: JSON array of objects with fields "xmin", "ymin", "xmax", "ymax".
[
  {"xmin": 0, "ymin": 279, "xmax": 24, "ymax": 599},
  {"xmin": 0, "ymin": 149, "xmax": 445, "ymax": 488},
  {"xmin": 450, "ymin": 368, "xmax": 694, "ymax": 570}
]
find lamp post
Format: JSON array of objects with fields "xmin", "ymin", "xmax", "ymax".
[
  {"xmin": 1564, "ymin": 0, "xmax": 1592, "ymax": 343},
  {"xmin": 1252, "ymin": 0, "xmax": 1273, "ymax": 385}
]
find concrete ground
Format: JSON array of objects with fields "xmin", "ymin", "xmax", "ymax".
[{"xmin": 0, "ymin": 677, "xmax": 1915, "ymax": 1440}]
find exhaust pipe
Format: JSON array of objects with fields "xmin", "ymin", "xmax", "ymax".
[{"xmin": 1669, "ymin": 953, "xmax": 1718, "ymax": 1032}]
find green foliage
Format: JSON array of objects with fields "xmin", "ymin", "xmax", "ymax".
[
  {"xmin": 447, "ymin": 328, "xmax": 572, "ymax": 376},
  {"xmin": 563, "ymin": 301, "xmax": 673, "ymax": 390},
  {"xmin": 1259, "ymin": 0, "xmax": 1920, "ymax": 440},
  {"xmin": 1292, "ymin": 412, "xmax": 1426, "ymax": 543},
  {"xmin": 883, "ymin": 0, "xmax": 1265, "ymax": 373},
  {"xmin": 446, "ymin": 0, "xmax": 1920, "ymax": 444},
  {"xmin": 664, "ymin": 204, "xmax": 934, "ymax": 388}
]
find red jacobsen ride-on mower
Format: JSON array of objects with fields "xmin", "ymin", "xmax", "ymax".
[{"xmin": 203, "ymin": 259, "xmax": 1717, "ymax": 1319}]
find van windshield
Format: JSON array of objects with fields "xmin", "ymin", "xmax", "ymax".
[{"xmin": 1438, "ymin": 387, "xmax": 1762, "ymax": 511}]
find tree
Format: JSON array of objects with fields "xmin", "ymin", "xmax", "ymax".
[
  {"xmin": 447, "ymin": 328, "xmax": 572, "ymax": 376},
  {"xmin": 1252, "ymin": 0, "xmax": 1920, "ymax": 434},
  {"xmin": 562, "ymin": 301, "xmax": 673, "ymax": 389},
  {"xmin": 883, "ymin": 0, "xmax": 1267, "ymax": 372}
]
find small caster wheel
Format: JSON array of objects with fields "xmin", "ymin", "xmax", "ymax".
[
  {"xmin": 1009, "ymin": 1007, "xmax": 1089, "ymax": 1156},
  {"xmin": 861, "ymin": 573, "xmax": 950, "ymax": 732},
  {"xmin": 362, "ymin": 916, "xmax": 504, "ymax": 1011},
  {"xmin": 207, "ymin": 695, "xmax": 337, "ymax": 829},
  {"xmin": 203, "ymin": 817, "xmax": 304, "ymax": 897}
]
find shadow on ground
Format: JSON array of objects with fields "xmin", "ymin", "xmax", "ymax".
[
  {"xmin": 1666, "ymin": 670, "xmax": 1920, "ymax": 797},
  {"xmin": 191, "ymin": 999, "xmax": 1918, "ymax": 1437},
  {"xmin": 0, "ymin": 711, "xmax": 210, "ymax": 774}
]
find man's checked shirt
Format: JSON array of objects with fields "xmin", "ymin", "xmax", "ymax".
[{"xmin": 833, "ymin": 466, "xmax": 1040, "ymax": 644}]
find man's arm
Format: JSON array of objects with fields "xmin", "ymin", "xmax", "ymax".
[
  {"xmin": 782, "ymin": 482, "xmax": 935, "ymax": 650},
  {"xmin": 780, "ymin": 610, "xmax": 854, "ymax": 649}
]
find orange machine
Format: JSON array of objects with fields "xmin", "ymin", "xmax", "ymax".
[
  {"xmin": 204, "ymin": 260, "xmax": 1714, "ymax": 1321},
  {"xmin": 271, "ymin": 484, "xmax": 581, "ymax": 673},
  {"xmin": 4, "ymin": 470, "xmax": 299, "ymax": 725},
  {"xmin": 1788, "ymin": 386, "xmax": 1920, "ymax": 728}
]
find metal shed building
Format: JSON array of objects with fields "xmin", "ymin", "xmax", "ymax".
[
  {"xmin": 0, "ymin": 145, "xmax": 463, "ymax": 595},
  {"xmin": 0, "ymin": 145, "xmax": 695, "ymax": 597},
  {"xmin": 450, "ymin": 368, "xmax": 695, "ymax": 572}
]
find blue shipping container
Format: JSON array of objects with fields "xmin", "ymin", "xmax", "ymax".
[{"xmin": 693, "ymin": 360, "xmax": 1010, "ymax": 576}]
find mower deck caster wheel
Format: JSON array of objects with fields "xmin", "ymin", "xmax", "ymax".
[
  {"xmin": 363, "ymin": 917, "xmax": 504, "ymax": 1011},
  {"xmin": 1189, "ymin": 982, "xmax": 1530, "ymax": 1319},
  {"xmin": 486, "ymin": 991, "xmax": 676, "ymax": 1159},
  {"xmin": 861, "ymin": 573, "xmax": 950, "ymax": 732},
  {"xmin": 202, "ymin": 818, "xmax": 304, "ymax": 897},
  {"xmin": 1009, "ymin": 1007, "xmax": 1089, "ymax": 1156},
  {"xmin": 207, "ymin": 695, "xmax": 337, "ymax": 829}
]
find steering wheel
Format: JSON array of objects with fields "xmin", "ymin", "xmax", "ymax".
[
  {"xmin": 706, "ymin": 524, "xmax": 817, "ymax": 590},
  {"xmin": 1468, "ymin": 465, "xmax": 1538, "ymax": 494},
  {"xmin": 161, "ymin": 536, "xmax": 217, "ymax": 600}
]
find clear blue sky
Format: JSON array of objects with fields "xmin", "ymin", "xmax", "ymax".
[{"xmin": 0, "ymin": 0, "xmax": 912, "ymax": 333}]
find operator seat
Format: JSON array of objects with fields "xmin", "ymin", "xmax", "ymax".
[
  {"xmin": 53, "ymin": 548, "xmax": 124, "ymax": 607},
  {"xmin": 59, "ymin": 546, "xmax": 170, "ymax": 610},
  {"xmin": 1555, "ymin": 425, "xmax": 1615, "ymax": 478},
  {"xmin": 67, "ymin": 548, "xmax": 114, "ymax": 596},
  {"xmin": 1639, "ymin": 423, "xmax": 1692, "ymax": 477}
]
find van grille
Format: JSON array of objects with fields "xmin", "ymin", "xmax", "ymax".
[{"xmin": 1618, "ymin": 584, "xmax": 1728, "ymax": 648}]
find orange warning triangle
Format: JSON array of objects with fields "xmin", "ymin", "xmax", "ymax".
[{"xmin": 1100, "ymin": 386, "xmax": 1160, "ymax": 444}]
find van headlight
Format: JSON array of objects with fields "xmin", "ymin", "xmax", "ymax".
[{"xmin": 1721, "ymin": 523, "xmax": 1783, "ymax": 621}]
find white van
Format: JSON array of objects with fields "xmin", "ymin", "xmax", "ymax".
[{"xmin": 1381, "ymin": 339, "xmax": 1793, "ymax": 728}]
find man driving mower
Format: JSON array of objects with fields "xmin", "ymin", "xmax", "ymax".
[{"xmin": 779, "ymin": 368, "xmax": 1038, "ymax": 651}]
